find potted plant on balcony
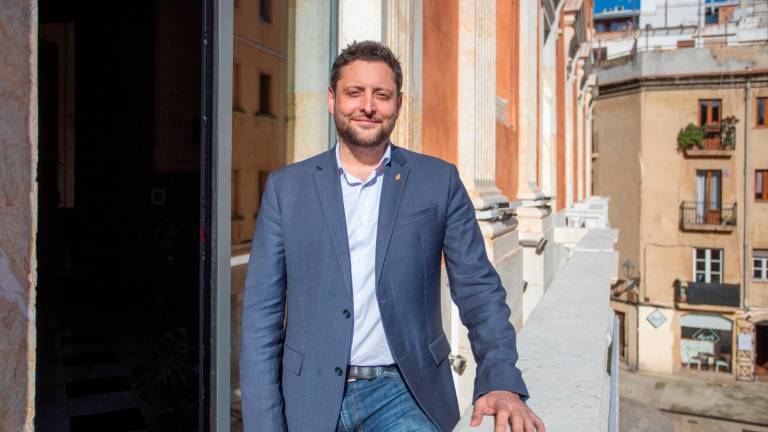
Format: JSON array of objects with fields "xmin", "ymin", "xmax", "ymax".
[
  {"xmin": 677, "ymin": 123, "xmax": 704, "ymax": 152},
  {"xmin": 720, "ymin": 115, "xmax": 739, "ymax": 149}
]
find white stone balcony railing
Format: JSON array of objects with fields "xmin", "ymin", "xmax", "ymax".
[
  {"xmin": 563, "ymin": 196, "xmax": 611, "ymax": 229},
  {"xmin": 453, "ymin": 228, "xmax": 620, "ymax": 432}
]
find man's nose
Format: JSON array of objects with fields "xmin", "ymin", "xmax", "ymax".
[{"xmin": 360, "ymin": 93, "xmax": 376, "ymax": 115}]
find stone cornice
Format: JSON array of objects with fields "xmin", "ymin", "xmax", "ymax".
[{"xmin": 597, "ymin": 70, "xmax": 768, "ymax": 99}]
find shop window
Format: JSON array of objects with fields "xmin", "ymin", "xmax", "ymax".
[
  {"xmin": 757, "ymin": 170, "xmax": 768, "ymax": 202},
  {"xmin": 694, "ymin": 248, "xmax": 723, "ymax": 284},
  {"xmin": 757, "ymin": 98, "xmax": 767, "ymax": 127},
  {"xmin": 680, "ymin": 313, "xmax": 732, "ymax": 373},
  {"xmin": 755, "ymin": 250, "xmax": 768, "ymax": 281}
]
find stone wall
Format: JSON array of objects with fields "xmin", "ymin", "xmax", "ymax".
[{"xmin": 0, "ymin": 0, "xmax": 37, "ymax": 430}]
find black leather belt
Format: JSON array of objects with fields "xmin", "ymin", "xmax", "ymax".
[{"xmin": 347, "ymin": 365, "xmax": 398, "ymax": 381}]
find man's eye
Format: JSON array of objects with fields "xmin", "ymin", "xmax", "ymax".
[
  {"xmin": 376, "ymin": 92, "xmax": 391, "ymax": 100},
  {"xmin": 347, "ymin": 90, "xmax": 361, "ymax": 96}
]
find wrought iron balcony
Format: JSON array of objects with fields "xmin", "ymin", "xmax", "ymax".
[
  {"xmin": 679, "ymin": 201, "xmax": 737, "ymax": 232},
  {"xmin": 675, "ymin": 281, "xmax": 740, "ymax": 308}
]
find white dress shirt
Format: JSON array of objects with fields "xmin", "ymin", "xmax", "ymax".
[{"xmin": 336, "ymin": 143, "xmax": 395, "ymax": 366}]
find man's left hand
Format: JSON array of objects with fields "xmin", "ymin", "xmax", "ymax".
[{"xmin": 470, "ymin": 391, "xmax": 545, "ymax": 432}]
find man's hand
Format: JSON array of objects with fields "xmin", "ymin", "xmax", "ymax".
[{"xmin": 470, "ymin": 391, "xmax": 545, "ymax": 432}]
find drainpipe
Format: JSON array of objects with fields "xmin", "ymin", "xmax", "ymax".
[{"xmin": 743, "ymin": 80, "xmax": 751, "ymax": 311}]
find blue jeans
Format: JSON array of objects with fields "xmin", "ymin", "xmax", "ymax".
[{"xmin": 336, "ymin": 368, "xmax": 440, "ymax": 432}]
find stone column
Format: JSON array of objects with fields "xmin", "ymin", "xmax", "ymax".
[
  {"xmin": 382, "ymin": 0, "xmax": 423, "ymax": 152},
  {"xmin": 575, "ymin": 58, "xmax": 585, "ymax": 202},
  {"xmin": 515, "ymin": 1, "xmax": 541, "ymax": 200},
  {"xmin": 584, "ymin": 91, "xmax": 594, "ymax": 199},
  {"xmin": 450, "ymin": 0, "xmax": 525, "ymax": 412},
  {"xmin": 288, "ymin": 0, "xmax": 334, "ymax": 162},
  {"xmin": 0, "ymin": 1, "xmax": 37, "ymax": 430},
  {"xmin": 457, "ymin": 0, "xmax": 506, "ymax": 210}
]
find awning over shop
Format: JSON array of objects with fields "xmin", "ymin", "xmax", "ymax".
[{"xmin": 681, "ymin": 313, "xmax": 732, "ymax": 331}]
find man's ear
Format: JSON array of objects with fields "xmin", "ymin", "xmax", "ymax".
[
  {"xmin": 327, "ymin": 86, "xmax": 335, "ymax": 114},
  {"xmin": 396, "ymin": 92, "xmax": 404, "ymax": 116}
]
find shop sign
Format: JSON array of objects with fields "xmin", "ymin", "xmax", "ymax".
[
  {"xmin": 647, "ymin": 309, "xmax": 667, "ymax": 328},
  {"xmin": 693, "ymin": 328, "xmax": 720, "ymax": 343}
]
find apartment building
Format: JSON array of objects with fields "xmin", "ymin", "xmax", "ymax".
[
  {"xmin": 594, "ymin": 0, "xmax": 768, "ymax": 61},
  {"xmin": 594, "ymin": 43, "xmax": 768, "ymax": 382}
]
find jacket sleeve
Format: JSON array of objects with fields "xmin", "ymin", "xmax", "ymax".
[
  {"xmin": 240, "ymin": 172, "xmax": 288, "ymax": 431},
  {"xmin": 441, "ymin": 165, "xmax": 529, "ymax": 402}
]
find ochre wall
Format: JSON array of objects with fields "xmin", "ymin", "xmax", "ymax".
[
  {"xmin": 422, "ymin": 0, "xmax": 458, "ymax": 165},
  {"xmin": 0, "ymin": 1, "xmax": 37, "ymax": 430},
  {"xmin": 640, "ymin": 89, "xmax": 744, "ymax": 303},
  {"xmin": 593, "ymin": 92, "xmax": 642, "ymax": 281},
  {"xmin": 231, "ymin": 0, "xmax": 288, "ymax": 245}
]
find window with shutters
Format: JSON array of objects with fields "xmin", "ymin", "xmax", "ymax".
[{"xmin": 694, "ymin": 248, "xmax": 723, "ymax": 284}]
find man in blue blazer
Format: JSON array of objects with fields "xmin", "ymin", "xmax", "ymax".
[{"xmin": 240, "ymin": 41, "xmax": 544, "ymax": 432}]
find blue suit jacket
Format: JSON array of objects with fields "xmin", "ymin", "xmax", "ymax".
[{"xmin": 240, "ymin": 145, "xmax": 528, "ymax": 432}]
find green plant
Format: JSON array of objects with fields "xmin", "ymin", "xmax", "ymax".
[
  {"xmin": 677, "ymin": 123, "xmax": 704, "ymax": 152},
  {"xmin": 720, "ymin": 115, "xmax": 739, "ymax": 149}
]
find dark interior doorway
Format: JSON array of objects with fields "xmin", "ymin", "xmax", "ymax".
[
  {"xmin": 36, "ymin": 1, "xmax": 207, "ymax": 430},
  {"xmin": 757, "ymin": 322, "xmax": 768, "ymax": 382}
]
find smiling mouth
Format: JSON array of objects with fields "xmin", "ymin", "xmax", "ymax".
[{"xmin": 352, "ymin": 118, "xmax": 381, "ymax": 124}]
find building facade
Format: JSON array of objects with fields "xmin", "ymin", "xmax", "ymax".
[{"xmin": 594, "ymin": 43, "xmax": 768, "ymax": 382}]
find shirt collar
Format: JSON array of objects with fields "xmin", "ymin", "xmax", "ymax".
[{"xmin": 335, "ymin": 142, "xmax": 391, "ymax": 180}]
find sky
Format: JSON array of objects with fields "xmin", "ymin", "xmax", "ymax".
[{"xmin": 594, "ymin": 0, "xmax": 641, "ymax": 13}]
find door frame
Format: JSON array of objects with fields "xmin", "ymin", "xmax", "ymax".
[{"xmin": 202, "ymin": 0, "xmax": 232, "ymax": 430}]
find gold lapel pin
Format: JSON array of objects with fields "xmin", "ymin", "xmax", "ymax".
[{"xmin": 395, "ymin": 173, "xmax": 401, "ymax": 181}]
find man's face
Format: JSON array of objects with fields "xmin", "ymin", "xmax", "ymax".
[{"xmin": 328, "ymin": 60, "xmax": 402, "ymax": 149}]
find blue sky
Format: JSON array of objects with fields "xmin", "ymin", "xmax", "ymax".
[{"xmin": 594, "ymin": 0, "xmax": 640, "ymax": 13}]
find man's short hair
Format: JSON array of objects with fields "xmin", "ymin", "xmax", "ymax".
[{"xmin": 329, "ymin": 40, "xmax": 403, "ymax": 94}]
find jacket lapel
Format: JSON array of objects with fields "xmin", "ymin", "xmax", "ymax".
[
  {"xmin": 313, "ymin": 150, "xmax": 353, "ymax": 296},
  {"xmin": 375, "ymin": 146, "xmax": 411, "ymax": 290}
]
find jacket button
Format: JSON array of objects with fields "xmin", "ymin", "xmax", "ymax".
[
  {"xmin": 335, "ymin": 367, "xmax": 344, "ymax": 376},
  {"xmin": 342, "ymin": 309, "xmax": 351, "ymax": 319}
]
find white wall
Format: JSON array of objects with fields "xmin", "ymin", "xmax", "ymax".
[
  {"xmin": 640, "ymin": 0, "xmax": 701, "ymax": 29},
  {"xmin": 338, "ymin": 0, "xmax": 383, "ymax": 49},
  {"xmin": 638, "ymin": 305, "xmax": 676, "ymax": 374}
]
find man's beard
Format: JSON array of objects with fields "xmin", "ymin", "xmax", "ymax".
[{"xmin": 334, "ymin": 112, "xmax": 397, "ymax": 149}]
